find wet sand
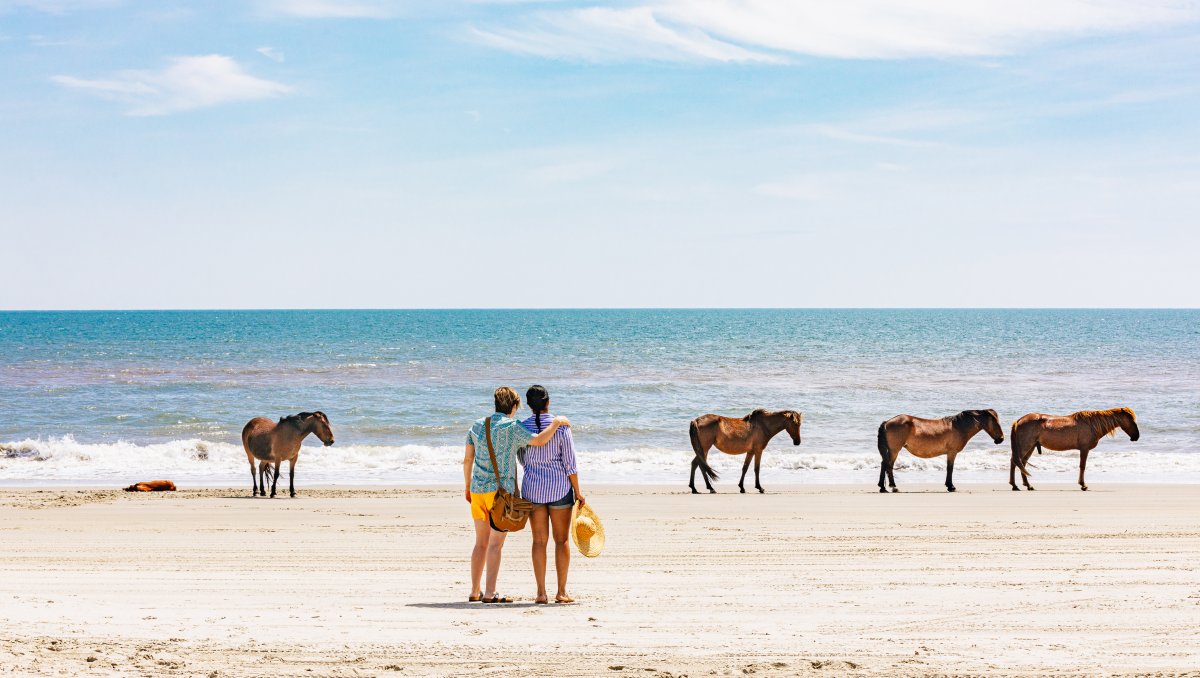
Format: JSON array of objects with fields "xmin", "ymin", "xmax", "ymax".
[{"xmin": 1, "ymin": 484, "xmax": 1198, "ymax": 676}]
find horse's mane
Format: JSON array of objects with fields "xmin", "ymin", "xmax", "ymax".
[
  {"xmin": 745, "ymin": 409, "xmax": 801, "ymax": 424},
  {"xmin": 279, "ymin": 411, "xmax": 321, "ymax": 427},
  {"xmin": 1075, "ymin": 408, "xmax": 1134, "ymax": 438},
  {"xmin": 949, "ymin": 410, "xmax": 982, "ymax": 433}
]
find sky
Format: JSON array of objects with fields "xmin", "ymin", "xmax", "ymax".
[{"xmin": 1, "ymin": 0, "xmax": 1198, "ymax": 309}]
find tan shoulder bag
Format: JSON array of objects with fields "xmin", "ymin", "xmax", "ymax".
[{"xmin": 485, "ymin": 418, "xmax": 534, "ymax": 532}]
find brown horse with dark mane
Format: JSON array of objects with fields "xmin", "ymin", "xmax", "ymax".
[
  {"xmin": 242, "ymin": 411, "xmax": 334, "ymax": 498},
  {"xmin": 1009, "ymin": 407, "xmax": 1138, "ymax": 491},
  {"xmin": 688, "ymin": 409, "xmax": 802, "ymax": 494},
  {"xmin": 877, "ymin": 409, "xmax": 1004, "ymax": 493}
]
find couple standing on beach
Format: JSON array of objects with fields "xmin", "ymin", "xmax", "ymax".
[{"xmin": 463, "ymin": 385, "xmax": 585, "ymax": 604}]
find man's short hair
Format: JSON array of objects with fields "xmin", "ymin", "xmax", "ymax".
[{"xmin": 494, "ymin": 386, "xmax": 520, "ymax": 413}]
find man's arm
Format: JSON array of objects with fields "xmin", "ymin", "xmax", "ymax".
[
  {"xmin": 526, "ymin": 416, "xmax": 570, "ymax": 447},
  {"xmin": 463, "ymin": 443, "xmax": 475, "ymax": 503}
]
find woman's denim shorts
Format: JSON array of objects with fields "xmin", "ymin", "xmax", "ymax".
[{"xmin": 541, "ymin": 487, "xmax": 575, "ymax": 509}]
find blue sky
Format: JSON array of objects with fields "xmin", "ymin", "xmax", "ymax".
[{"xmin": 1, "ymin": 0, "xmax": 1198, "ymax": 309}]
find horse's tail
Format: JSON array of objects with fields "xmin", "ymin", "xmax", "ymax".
[
  {"xmin": 877, "ymin": 422, "xmax": 889, "ymax": 459},
  {"xmin": 690, "ymin": 420, "xmax": 719, "ymax": 483},
  {"xmin": 1011, "ymin": 432, "xmax": 1035, "ymax": 477}
]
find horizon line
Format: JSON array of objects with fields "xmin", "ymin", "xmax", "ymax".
[{"xmin": 2, "ymin": 307, "xmax": 1196, "ymax": 313}]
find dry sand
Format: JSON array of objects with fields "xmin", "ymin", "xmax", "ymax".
[{"xmin": 1, "ymin": 484, "xmax": 1198, "ymax": 677}]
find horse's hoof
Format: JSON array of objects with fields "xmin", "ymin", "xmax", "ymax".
[
  {"xmin": 1080, "ymin": 486, "xmax": 1088, "ymax": 491},
  {"xmin": 947, "ymin": 487, "xmax": 956, "ymax": 492},
  {"xmin": 757, "ymin": 488, "xmax": 764, "ymax": 494},
  {"xmin": 879, "ymin": 488, "xmax": 888, "ymax": 494},
  {"xmin": 290, "ymin": 493, "xmax": 296, "ymax": 498},
  {"xmin": 690, "ymin": 488, "xmax": 699, "ymax": 494},
  {"xmin": 1011, "ymin": 486, "xmax": 1020, "ymax": 491},
  {"xmin": 891, "ymin": 488, "xmax": 899, "ymax": 493},
  {"xmin": 739, "ymin": 488, "xmax": 746, "ymax": 494},
  {"xmin": 708, "ymin": 489, "xmax": 716, "ymax": 494}
]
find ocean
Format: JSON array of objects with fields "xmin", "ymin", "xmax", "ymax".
[{"xmin": 1, "ymin": 309, "xmax": 1196, "ymax": 487}]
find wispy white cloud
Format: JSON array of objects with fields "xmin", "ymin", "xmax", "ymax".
[
  {"xmin": 0, "ymin": 0, "xmax": 120, "ymax": 14},
  {"xmin": 51, "ymin": 55, "xmax": 292, "ymax": 116},
  {"xmin": 471, "ymin": 6, "xmax": 782, "ymax": 63},
  {"xmin": 257, "ymin": 0, "xmax": 400, "ymax": 18},
  {"xmin": 256, "ymin": 46, "xmax": 286, "ymax": 62},
  {"xmin": 475, "ymin": 0, "xmax": 1200, "ymax": 62}
]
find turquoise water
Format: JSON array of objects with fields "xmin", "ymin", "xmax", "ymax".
[{"xmin": 1, "ymin": 309, "xmax": 1196, "ymax": 485}]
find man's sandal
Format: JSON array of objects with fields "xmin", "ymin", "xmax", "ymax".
[{"xmin": 481, "ymin": 594, "xmax": 513, "ymax": 604}]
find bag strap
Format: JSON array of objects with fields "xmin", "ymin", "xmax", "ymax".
[{"xmin": 484, "ymin": 417, "xmax": 519, "ymax": 495}]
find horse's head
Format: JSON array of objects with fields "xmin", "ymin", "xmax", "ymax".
[
  {"xmin": 784, "ymin": 410, "xmax": 803, "ymax": 445},
  {"xmin": 1118, "ymin": 407, "xmax": 1139, "ymax": 441},
  {"xmin": 297, "ymin": 411, "xmax": 335, "ymax": 446},
  {"xmin": 980, "ymin": 409, "xmax": 1004, "ymax": 444}
]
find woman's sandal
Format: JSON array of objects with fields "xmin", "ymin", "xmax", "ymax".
[
  {"xmin": 468, "ymin": 594, "xmax": 482, "ymax": 602},
  {"xmin": 481, "ymin": 594, "xmax": 513, "ymax": 604},
  {"xmin": 554, "ymin": 595, "xmax": 575, "ymax": 604},
  {"xmin": 534, "ymin": 596, "xmax": 549, "ymax": 605}
]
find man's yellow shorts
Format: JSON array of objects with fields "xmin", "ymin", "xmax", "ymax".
[{"xmin": 469, "ymin": 491, "xmax": 497, "ymax": 521}]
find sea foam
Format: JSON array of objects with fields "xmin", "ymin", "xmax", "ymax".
[{"xmin": 2, "ymin": 436, "xmax": 1197, "ymax": 486}]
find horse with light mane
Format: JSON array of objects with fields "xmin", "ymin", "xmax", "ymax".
[
  {"xmin": 877, "ymin": 410, "xmax": 1004, "ymax": 493},
  {"xmin": 1009, "ymin": 407, "xmax": 1138, "ymax": 492},
  {"xmin": 688, "ymin": 409, "xmax": 802, "ymax": 494},
  {"xmin": 242, "ymin": 411, "xmax": 334, "ymax": 498}
]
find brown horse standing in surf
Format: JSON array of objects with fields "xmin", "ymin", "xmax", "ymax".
[
  {"xmin": 242, "ymin": 411, "xmax": 334, "ymax": 498},
  {"xmin": 688, "ymin": 409, "xmax": 802, "ymax": 494},
  {"xmin": 1009, "ymin": 407, "xmax": 1139, "ymax": 492},
  {"xmin": 877, "ymin": 410, "xmax": 1004, "ymax": 493}
]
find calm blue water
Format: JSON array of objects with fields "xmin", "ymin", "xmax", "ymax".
[{"xmin": 1, "ymin": 309, "xmax": 1196, "ymax": 485}]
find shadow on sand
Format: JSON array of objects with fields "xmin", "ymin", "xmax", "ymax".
[{"xmin": 406, "ymin": 601, "xmax": 541, "ymax": 610}]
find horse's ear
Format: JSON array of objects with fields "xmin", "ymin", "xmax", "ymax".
[
  {"xmin": 314, "ymin": 411, "xmax": 326, "ymax": 420},
  {"xmin": 297, "ymin": 411, "xmax": 315, "ymax": 419}
]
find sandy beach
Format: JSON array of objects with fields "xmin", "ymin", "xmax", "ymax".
[{"xmin": 1, "ymin": 484, "xmax": 1198, "ymax": 677}]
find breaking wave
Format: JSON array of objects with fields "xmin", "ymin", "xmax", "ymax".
[{"xmin": 2, "ymin": 437, "xmax": 1198, "ymax": 486}]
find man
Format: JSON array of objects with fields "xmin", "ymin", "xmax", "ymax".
[{"xmin": 463, "ymin": 386, "xmax": 569, "ymax": 603}]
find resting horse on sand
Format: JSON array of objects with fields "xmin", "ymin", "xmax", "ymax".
[
  {"xmin": 1010, "ymin": 407, "xmax": 1138, "ymax": 492},
  {"xmin": 688, "ymin": 409, "xmax": 802, "ymax": 494},
  {"xmin": 877, "ymin": 409, "xmax": 1004, "ymax": 493},
  {"xmin": 242, "ymin": 411, "xmax": 334, "ymax": 498}
]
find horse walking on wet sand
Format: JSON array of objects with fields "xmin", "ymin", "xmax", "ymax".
[
  {"xmin": 242, "ymin": 411, "xmax": 334, "ymax": 498},
  {"xmin": 877, "ymin": 410, "xmax": 1004, "ymax": 493},
  {"xmin": 688, "ymin": 409, "xmax": 802, "ymax": 494},
  {"xmin": 1009, "ymin": 407, "xmax": 1139, "ymax": 492}
]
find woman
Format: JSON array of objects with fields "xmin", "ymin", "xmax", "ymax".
[
  {"xmin": 463, "ymin": 386, "xmax": 569, "ymax": 604},
  {"xmin": 520, "ymin": 385, "xmax": 585, "ymax": 604}
]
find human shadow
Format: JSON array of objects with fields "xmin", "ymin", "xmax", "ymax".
[{"xmin": 406, "ymin": 601, "xmax": 540, "ymax": 610}]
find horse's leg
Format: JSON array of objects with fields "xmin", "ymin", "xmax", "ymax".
[
  {"xmin": 737, "ymin": 453, "xmax": 752, "ymax": 494},
  {"xmin": 753, "ymin": 450, "xmax": 764, "ymax": 493},
  {"xmin": 1009, "ymin": 445, "xmax": 1020, "ymax": 491},
  {"xmin": 888, "ymin": 450, "xmax": 899, "ymax": 492},
  {"xmin": 248, "ymin": 454, "xmax": 259, "ymax": 497},
  {"xmin": 288, "ymin": 458, "xmax": 297, "ymax": 498},
  {"xmin": 689, "ymin": 457, "xmax": 700, "ymax": 494},
  {"xmin": 1078, "ymin": 447, "xmax": 1091, "ymax": 491},
  {"xmin": 269, "ymin": 463, "xmax": 281, "ymax": 498},
  {"xmin": 945, "ymin": 453, "xmax": 956, "ymax": 492},
  {"xmin": 258, "ymin": 463, "xmax": 268, "ymax": 498},
  {"xmin": 1021, "ymin": 450, "xmax": 1036, "ymax": 490},
  {"xmin": 701, "ymin": 449, "xmax": 715, "ymax": 493}
]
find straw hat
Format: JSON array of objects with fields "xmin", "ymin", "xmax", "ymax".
[{"xmin": 570, "ymin": 501, "xmax": 605, "ymax": 558}]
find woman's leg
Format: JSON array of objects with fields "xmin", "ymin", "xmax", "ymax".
[
  {"xmin": 530, "ymin": 505, "xmax": 550, "ymax": 603},
  {"xmin": 549, "ymin": 506, "xmax": 573, "ymax": 602},
  {"xmin": 470, "ymin": 519, "xmax": 490, "ymax": 599},
  {"xmin": 484, "ymin": 528, "xmax": 507, "ymax": 598}
]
